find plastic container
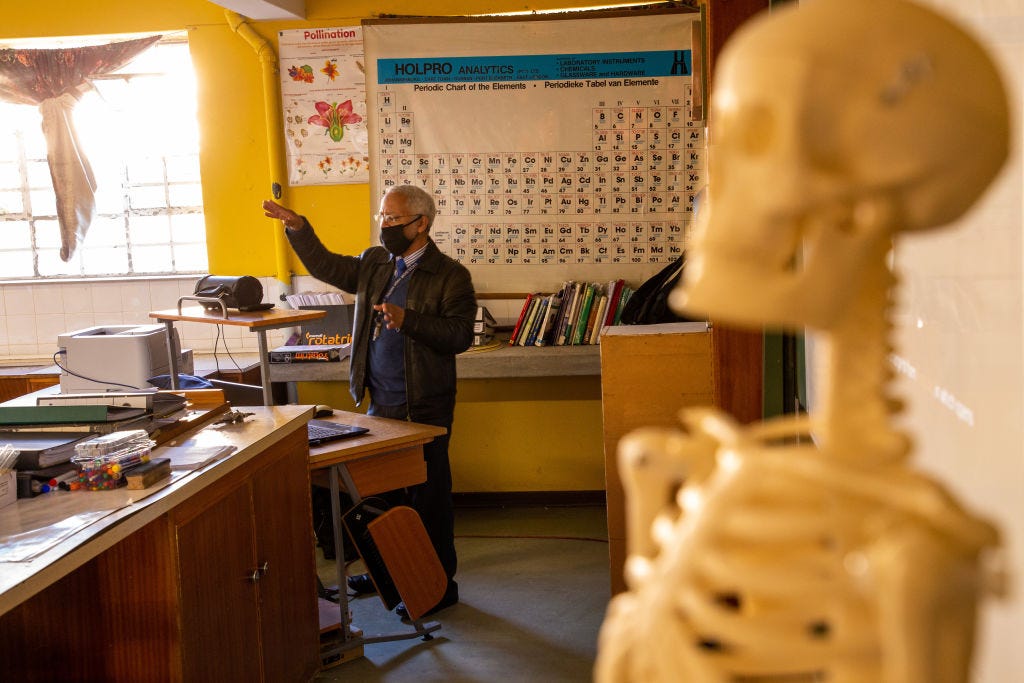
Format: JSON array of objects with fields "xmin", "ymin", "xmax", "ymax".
[
  {"xmin": 70, "ymin": 431, "xmax": 155, "ymax": 491},
  {"xmin": 74, "ymin": 430, "xmax": 151, "ymax": 457}
]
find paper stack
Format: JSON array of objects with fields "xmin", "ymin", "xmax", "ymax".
[{"xmin": 284, "ymin": 290, "xmax": 347, "ymax": 308}]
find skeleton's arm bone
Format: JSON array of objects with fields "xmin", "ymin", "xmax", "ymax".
[{"xmin": 618, "ymin": 408, "xmax": 729, "ymax": 561}]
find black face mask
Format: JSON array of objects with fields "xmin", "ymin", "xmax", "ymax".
[{"xmin": 379, "ymin": 215, "xmax": 420, "ymax": 255}]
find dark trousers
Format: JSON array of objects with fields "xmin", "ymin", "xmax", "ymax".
[{"xmin": 368, "ymin": 401, "xmax": 458, "ymax": 584}]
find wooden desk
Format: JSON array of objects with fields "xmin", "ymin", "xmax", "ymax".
[
  {"xmin": 0, "ymin": 405, "xmax": 320, "ymax": 682},
  {"xmin": 308, "ymin": 410, "xmax": 447, "ymax": 663},
  {"xmin": 150, "ymin": 305, "xmax": 326, "ymax": 405}
]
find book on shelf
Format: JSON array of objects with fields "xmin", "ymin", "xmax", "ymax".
[
  {"xmin": 581, "ymin": 291, "xmax": 603, "ymax": 344},
  {"xmin": 473, "ymin": 306, "xmax": 497, "ymax": 346},
  {"xmin": 509, "ymin": 293, "xmax": 535, "ymax": 345},
  {"xmin": 613, "ymin": 286, "xmax": 634, "ymax": 326},
  {"xmin": 473, "ymin": 306, "xmax": 497, "ymax": 335},
  {"xmin": 517, "ymin": 296, "xmax": 544, "ymax": 347},
  {"xmin": 571, "ymin": 284, "xmax": 597, "ymax": 345},
  {"xmin": 534, "ymin": 289, "xmax": 563, "ymax": 346},
  {"xmin": 269, "ymin": 344, "xmax": 350, "ymax": 363},
  {"xmin": 543, "ymin": 281, "xmax": 573, "ymax": 347},
  {"xmin": 472, "ymin": 333, "xmax": 495, "ymax": 346},
  {"xmin": 585, "ymin": 294, "xmax": 609, "ymax": 344},
  {"xmin": 522, "ymin": 296, "xmax": 549, "ymax": 347},
  {"xmin": 604, "ymin": 279, "xmax": 626, "ymax": 327},
  {"xmin": 555, "ymin": 282, "xmax": 583, "ymax": 346},
  {"xmin": 502, "ymin": 277, "xmax": 636, "ymax": 349}
]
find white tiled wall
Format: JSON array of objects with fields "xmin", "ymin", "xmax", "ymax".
[
  {"xmin": 0, "ymin": 273, "xmax": 522, "ymax": 364},
  {"xmin": 0, "ymin": 276, "xmax": 295, "ymax": 362}
]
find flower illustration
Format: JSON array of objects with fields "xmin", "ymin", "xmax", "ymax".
[
  {"xmin": 321, "ymin": 60, "xmax": 339, "ymax": 81},
  {"xmin": 307, "ymin": 100, "xmax": 362, "ymax": 142},
  {"xmin": 288, "ymin": 64, "xmax": 315, "ymax": 83}
]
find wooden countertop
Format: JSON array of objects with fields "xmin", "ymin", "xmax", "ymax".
[
  {"xmin": 150, "ymin": 305, "xmax": 325, "ymax": 330},
  {"xmin": 307, "ymin": 410, "xmax": 446, "ymax": 469},
  {"xmin": 0, "ymin": 404, "xmax": 313, "ymax": 616}
]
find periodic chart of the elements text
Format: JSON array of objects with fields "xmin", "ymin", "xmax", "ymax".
[{"xmin": 364, "ymin": 13, "xmax": 702, "ymax": 291}]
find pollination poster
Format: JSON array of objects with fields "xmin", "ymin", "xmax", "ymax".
[{"xmin": 278, "ymin": 26, "xmax": 369, "ymax": 186}]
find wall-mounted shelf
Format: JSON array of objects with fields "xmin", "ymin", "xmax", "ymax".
[{"xmin": 267, "ymin": 341, "xmax": 601, "ymax": 383}]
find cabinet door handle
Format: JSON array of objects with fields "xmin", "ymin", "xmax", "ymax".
[
  {"xmin": 258, "ymin": 561, "xmax": 270, "ymax": 576},
  {"xmin": 248, "ymin": 568, "xmax": 261, "ymax": 582}
]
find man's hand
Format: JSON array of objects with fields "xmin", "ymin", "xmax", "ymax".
[
  {"xmin": 374, "ymin": 302, "xmax": 405, "ymax": 332},
  {"xmin": 262, "ymin": 199, "xmax": 304, "ymax": 231}
]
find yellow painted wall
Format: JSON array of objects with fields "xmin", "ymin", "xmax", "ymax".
[
  {"xmin": 3, "ymin": 0, "xmax": 608, "ymax": 493},
  {"xmin": 296, "ymin": 377, "xmax": 605, "ymax": 492}
]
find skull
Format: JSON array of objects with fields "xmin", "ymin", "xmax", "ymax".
[{"xmin": 675, "ymin": 0, "xmax": 1009, "ymax": 330}]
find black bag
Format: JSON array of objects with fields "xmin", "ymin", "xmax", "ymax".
[{"xmin": 620, "ymin": 255, "xmax": 698, "ymax": 325}]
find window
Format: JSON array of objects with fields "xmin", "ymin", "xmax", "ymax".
[{"xmin": 0, "ymin": 38, "xmax": 208, "ymax": 279}]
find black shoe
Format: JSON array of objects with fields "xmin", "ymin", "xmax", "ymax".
[
  {"xmin": 396, "ymin": 582, "xmax": 458, "ymax": 621},
  {"xmin": 347, "ymin": 573, "xmax": 376, "ymax": 595}
]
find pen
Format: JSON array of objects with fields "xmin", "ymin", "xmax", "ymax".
[{"xmin": 49, "ymin": 470, "xmax": 79, "ymax": 487}]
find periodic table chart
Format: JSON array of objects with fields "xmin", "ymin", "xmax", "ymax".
[{"xmin": 364, "ymin": 11, "xmax": 703, "ymax": 292}]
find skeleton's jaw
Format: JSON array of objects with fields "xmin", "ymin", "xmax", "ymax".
[{"xmin": 676, "ymin": 203, "xmax": 891, "ymax": 331}]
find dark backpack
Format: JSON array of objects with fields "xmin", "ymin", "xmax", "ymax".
[{"xmin": 620, "ymin": 255, "xmax": 698, "ymax": 325}]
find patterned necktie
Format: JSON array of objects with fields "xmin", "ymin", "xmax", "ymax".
[{"xmin": 395, "ymin": 258, "xmax": 406, "ymax": 277}]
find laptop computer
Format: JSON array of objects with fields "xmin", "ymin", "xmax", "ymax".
[{"xmin": 307, "ymin": 419, "xmax": 369, "ymax": 446}]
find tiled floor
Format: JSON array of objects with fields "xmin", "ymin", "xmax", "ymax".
[{"xmin": 314, "ymin": 504, "xmax": 610, "ymax": 683}]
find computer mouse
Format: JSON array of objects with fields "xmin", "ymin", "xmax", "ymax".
[{"xmin": 314, "ymin": 404, "xmax": 335, "ymax": 418}]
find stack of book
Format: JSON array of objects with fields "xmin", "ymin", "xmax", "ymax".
[
  {"xmin": 508, "ymin": 280, "xmax": 634, "ymax": 347},
  {"xmin": 473, "ymin": 306, "xmax": 497, "ymax": 346},
  {"xmin": 0, "ymin": 392, "xmax": 188, "ymax": 439}
]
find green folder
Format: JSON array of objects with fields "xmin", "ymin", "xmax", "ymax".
[{"xmin": 0, "ymin": 405, "xmax": 147, "ymax": 425}]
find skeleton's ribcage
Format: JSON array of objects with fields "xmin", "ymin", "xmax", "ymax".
[{"xmin": 597, "ymin": 438, "xmax": 992, "ymax": 683}]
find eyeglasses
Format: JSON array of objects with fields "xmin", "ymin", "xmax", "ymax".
[{"xmin": 375, "ymin": 213, "xmax": 422, "ymax": 227}]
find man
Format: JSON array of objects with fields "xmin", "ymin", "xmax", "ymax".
[{"xmin": 263, "ymin": 184, "xmax": 476, "ymax": 618}]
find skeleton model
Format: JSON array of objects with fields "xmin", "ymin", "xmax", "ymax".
[{"xmin": 595, "ymin": 1, "xmax": 1009, "ymax": 681}]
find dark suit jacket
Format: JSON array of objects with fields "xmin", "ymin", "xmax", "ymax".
[{"xmin": 287, "ymin": 222, "xmax": 476, "ymax": 422}]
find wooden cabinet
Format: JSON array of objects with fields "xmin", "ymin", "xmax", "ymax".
[
  {"xmin": 174, "ymin": 425, "xmax": 319, "ymax": 682},
  {"xmin": 251, "ymin": 439, "xmax": 323, "ymax": 681},
  {"xmin": 600, "ymin": 323, "xmax": 719, "ymax": 595},
  {"xmin": 0, "ymin": 373, "xmax": 59, "ymax": 403},
  {"xmin": 177, "ymin": 482, "xmax": 264, "ymax": 681},
  {"xmin": 0, "ymin": 420, "xmax": 319, "ymax": 682}
]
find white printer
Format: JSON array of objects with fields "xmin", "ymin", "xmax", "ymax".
[{"xmin": 57, "ymin": 324, "xmax": 192, "ymax": 393}]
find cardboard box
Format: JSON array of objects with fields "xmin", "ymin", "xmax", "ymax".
[
  {"xmin": 299, "ymin": 305, "xmax": 354, "ymax": 346},
  {"xmin": 0, "ymin": 470, "xmax": 15, "ymax": 509}
]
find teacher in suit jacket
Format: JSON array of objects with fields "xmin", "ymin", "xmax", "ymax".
[{"xmin": 263, "ymin": 183, "xmax": 476, "ymax": 618}]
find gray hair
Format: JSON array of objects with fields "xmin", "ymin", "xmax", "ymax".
[{"xmin": 385, "ymin": 184, "xmax": 436, "ymax": 229}]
